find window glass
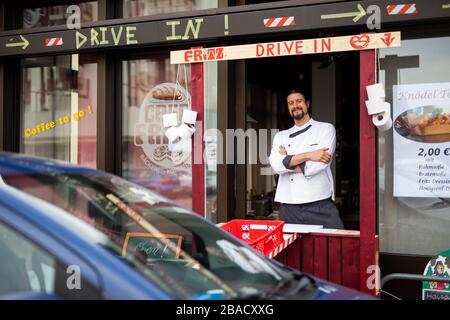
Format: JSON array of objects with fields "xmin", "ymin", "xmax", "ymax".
[
  {"xmin": 378, "ymin": 36, "xmax": 450, "ymax": 255},
  {"xmin": 204, "ymin": 62, "xmax": 218, "ymax": 222},
  {"xmin": 21, "ymin": 55, "xmax": 97, "ymax": 168},
  {"xmin": 0, "ymin": 218, "xmax": 100, "ymax": 300},
  {"xmin": 122, "ymin": 57, "xmax": 193, "ymax": 209},
  {"xmin": 0, "ymin": 221, "xmax": 56, "ymax": 295},
  {"xmin": 22, "ymin": 2, "xmax": 97, "ymax": 29},
  {"xmin": 0, "ymin": 219, "xmax": 100, "ymax": 299},
  {"xmin": 122, "ymin": 57, "xmax": 218, "ymax": 217},
  {"xmin": 122, "ymin": 0, "xmax": 217, "ymax": 17}
]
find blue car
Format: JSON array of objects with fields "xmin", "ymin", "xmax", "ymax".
[{"xmin": 0, "ymin": 152, "xmax": 374, "ymax": 300}]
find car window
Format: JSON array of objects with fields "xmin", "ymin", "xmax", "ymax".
[
  {"xmin": 0, "ymin": 220, "xmax": 100, "ymax": 299},
  {"xmin": 1, "ymin": 169, "xmax": 291, "ymax": 299}
]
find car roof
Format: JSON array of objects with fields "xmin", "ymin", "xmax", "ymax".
[{"xmin": 0, "ymin": 151, "xmax": 100, "ymax": 176}]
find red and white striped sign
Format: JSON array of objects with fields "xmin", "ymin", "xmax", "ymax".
[
  {"xmin": 45, "ymin": 37, "xmax": 63, "ymax": 47},
  {"xmin": 387, "ymin": 3, "xmax": 418, "ymax": 15},
  {"xmin": 264, "ymin": 16, "xmax": 296, "ymax": 28},
  {"xmin": 170, "ymin": 31, "xmax": 401, "ymax": 64},
  {"xmin": 268, "ymin": 233, "xmax": 299, "ymax": 258}
]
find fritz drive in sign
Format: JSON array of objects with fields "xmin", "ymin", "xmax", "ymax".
[{"xmin": 170, "ymin": 32, "xmax": 401, "ymax": 64}]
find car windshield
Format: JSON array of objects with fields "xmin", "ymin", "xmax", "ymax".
[{"xmin": 0, "ymin": 162, "xmax": 292, "ymax": 299}]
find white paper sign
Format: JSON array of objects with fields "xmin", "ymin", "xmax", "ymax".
[
  {"xmin": 205, "ymin": 135, "xmax": 217, "ymax": 172},
  {"xmin": 393, "ymin": 82, "xmax": 450, "ymax": 197}
]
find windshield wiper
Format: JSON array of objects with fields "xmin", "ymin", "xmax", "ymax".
[
  {"xmin": 265, "ymin": 271, "xmax": 316, "ymax": 298},
  {"xmin": 234, "ymin": 289, "xmax": 272, "ymax": 300},
  {"xmin": 285, "ymin": 273, "xmax": 316, "ymax": 297},
  {"xmin": 235, "ymin": 277, "xmax": 294, "ymax": 300},
  {"xmin": 269, "ymin": 277, "xmax": 293, "ymax": 296}
]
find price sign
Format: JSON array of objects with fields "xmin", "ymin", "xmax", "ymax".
[{"xmin": 417, "ymin": 148, "xmax": 450, "ymax": 157}]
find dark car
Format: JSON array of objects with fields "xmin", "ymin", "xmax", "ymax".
[
  {"xmin": 0, "ymin": 152, "xmax": 374, "ymax": 300},
  {"xmin": 125, "ymin": 168, "xmax": 183, "ymax": 196}
]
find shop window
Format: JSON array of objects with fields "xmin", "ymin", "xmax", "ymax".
[
  {"xmin": 378, "ymin": 36, "xmax": 450, "ymax": 255},
  {"xmin": 122, "ymin": 56, "xmax": 218, "ymax": 218},
  {"xmin": 21, "ymin": 55, "xmax": 97, "ymax": 168},
  {"xmin": 21, "ymin": 2, "xmax": 97, "ymax": 29},
  {"xmin": 122, "ymin": 57, "xmax": 194, "ymax": 209},
  {"xmin": 122, "ymin": 0, "xmax": 217, "ymax": 17}
]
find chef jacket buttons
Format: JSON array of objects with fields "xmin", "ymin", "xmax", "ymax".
[{"xmin": 291, "ymin": 179, "xmax": 293, "ymax": 181}]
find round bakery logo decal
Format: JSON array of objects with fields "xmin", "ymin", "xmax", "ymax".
[
  {"xmin": 134, "ymin": 83, "xmax": 191, "ymax": 169},
  {"xmin": 422, "ymin": 249, "xmax": 450, "ymax": 300}
]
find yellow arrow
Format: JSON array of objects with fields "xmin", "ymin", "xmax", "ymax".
[
  {"xmin": 76, "ymin": 31, "xmax": 87, "ymax": 49},
  {"xmin": 5, "ymin": 35, "xmax": 29, "ymax": 50},
  {"xmin": 321, "ymin": 4, "xmax": 366, "ymax": 22}
]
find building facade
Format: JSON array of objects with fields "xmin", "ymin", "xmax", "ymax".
[{"xmin": 1, "ymin": 0, "xmax": 450, "ymax": 299}]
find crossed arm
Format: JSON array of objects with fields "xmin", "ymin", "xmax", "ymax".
[
  {"xmin": 278, "ymin": 145, "xmax": 331, "ymax": 173},
  {"xmin": 269, "ymin": 125, "xmax": 336, "ymax": 177}
]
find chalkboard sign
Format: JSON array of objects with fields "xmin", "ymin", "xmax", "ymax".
[{"xmin": 121, "ymin": 232, "xmax": 183, "ymax": 260}]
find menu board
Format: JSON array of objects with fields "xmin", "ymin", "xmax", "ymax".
[
  {"xmin": 393, "ymin": 82, "xmax": 450, "ymax": 197},
  {"xmin": 422, "ymin": 249, "xmax": 450, "ymax": 300},
  {"xmin": 122, "ymin": 232, "xmax": 183, "ymax": 260}
]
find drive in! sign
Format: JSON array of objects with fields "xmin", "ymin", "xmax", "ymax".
[{"xmin": 170, "ymin": 31, "xmax": 401, "ymax": 64}]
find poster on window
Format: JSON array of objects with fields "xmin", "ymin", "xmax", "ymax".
[{"xmin": 393, "ymin": 82, "xmax": 450, "ymax": 197}]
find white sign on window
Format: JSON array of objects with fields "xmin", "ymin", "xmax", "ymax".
[
  {"xmin": 393, "ymin": 82, "xmax": 450, "ymax": 197},
  {"xmin": 204, "ymin": 135, "xmax": 217, "ymax": 171}
]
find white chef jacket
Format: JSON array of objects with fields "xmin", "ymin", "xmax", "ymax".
[{"xmin": 269, "ymin": 118, "xmax": 336, "ymax": 204}]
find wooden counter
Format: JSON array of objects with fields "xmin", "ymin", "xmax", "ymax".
[{"xmin": 269, "ymin": 230, "xmax": 363, "ymax": 291}]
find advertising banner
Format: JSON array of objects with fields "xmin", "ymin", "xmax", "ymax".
[
  {"xmin": 170, "ymin": 32, "xmax": 401, "ymax": 64},
  {"xmin": 393, "ymin": 82, "xmax": 450, "ymax": 197}
]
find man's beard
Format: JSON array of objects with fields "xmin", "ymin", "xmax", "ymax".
[{"xmin": 291, "ymin": 109, "xmax": 305, "ymax": 121}]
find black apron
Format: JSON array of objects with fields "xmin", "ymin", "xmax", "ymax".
[{"xmin": 279, "ymin": 198, "xmax": 344, "ymax": 229}]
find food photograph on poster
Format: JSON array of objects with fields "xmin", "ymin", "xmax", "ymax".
[{"xmin": 395, "ymin": 105, "xmax": 450, "ymax": 143}]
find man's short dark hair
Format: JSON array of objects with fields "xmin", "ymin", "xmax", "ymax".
[{"xmin": 286, "ymin": 89, "xmax": 309, "ymax": 102}]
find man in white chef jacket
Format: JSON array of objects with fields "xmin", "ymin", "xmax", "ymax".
[{"xmin": 269, "ymin": 89, "xmax": 344, "ymax": 229}]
